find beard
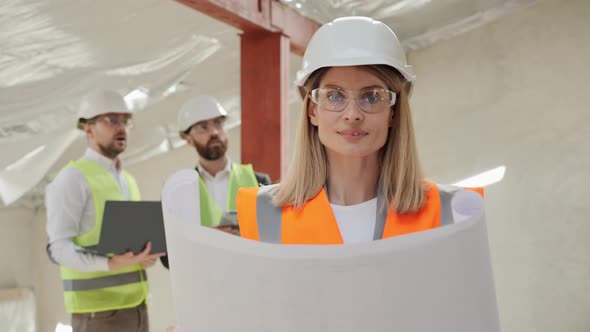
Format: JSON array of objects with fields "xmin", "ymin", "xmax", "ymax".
[
  {"xmin": 98, "ymin": 138, "xmax": 126, "ymax": 159},
  {"xmin": 195, "ymin": 136, "xmax": 227, "ymax": 161}
]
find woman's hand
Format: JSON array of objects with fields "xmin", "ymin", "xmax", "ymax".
[{"xmin": 213, "ymin": 225, "xmax": 239, "ymax": 235}]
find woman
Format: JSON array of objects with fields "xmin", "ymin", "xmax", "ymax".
[{"xmin": 237, "ymin": 16, "xmax": 482, "ymax": 244}]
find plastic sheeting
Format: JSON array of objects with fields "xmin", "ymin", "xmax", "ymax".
[
  {"xmin": 279, "ymin": 0, "xmax": 435, "ymax": 23},
  {"xmin": 0, "ymin": 288, "xmax": 35, "ymax": 332},
  {"xmin": 0, "ymin": 0, "xmax": 227, "ymax": 206},
  {"xmin": 280, "ymin": 0, "xmax": 538, "ymax": 50}
]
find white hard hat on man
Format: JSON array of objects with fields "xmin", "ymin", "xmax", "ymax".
[
  {"xmin": 176, "ymin": 95, "xmax": 227, "ymax": 135},
  {"xmin": 295, "ymin": 16, "xmax": 415, "ymax": 98},
  {"xmin": 76, "ymin": 90, "xmax": 132, "ymax": 129}
]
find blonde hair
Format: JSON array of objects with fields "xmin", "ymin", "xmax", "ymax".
[{"xmin": 274, "ymin": 65, "xmax": 427, "ymax": 214}]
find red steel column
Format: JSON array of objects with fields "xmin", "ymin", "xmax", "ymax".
[{"xmin": 240, "ymin": 32, "xmax": 290, "ymax": 181}]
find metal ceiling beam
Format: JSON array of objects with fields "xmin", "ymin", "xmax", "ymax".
[{"xmin": 176, "ymin": 0, "xmax": 320, "ymax": 56}]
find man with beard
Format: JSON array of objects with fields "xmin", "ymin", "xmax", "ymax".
[
  {"xmin": 45, "ymin": 90, "xmax": 164, "ymax": 332},
  {"xmin": 175, "ymin": 95, "xmax": 271, "ymax": 231}
]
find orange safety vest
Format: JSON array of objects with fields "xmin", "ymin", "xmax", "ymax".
[{"xmin": 237, "ymin": 182, "xmax": 483, "ymax": 244}]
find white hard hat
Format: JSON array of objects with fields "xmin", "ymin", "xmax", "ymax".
[
  {"xmin": 177, "ymin": 95, "xmax": 227, "ymax": 133},
  {"xmin": 77, "ymin": 90, "xmax": 132, "ymax": 129},
  {"xmin": 295, "ymin": 16, "xmax": 415, "ymax": 97}
]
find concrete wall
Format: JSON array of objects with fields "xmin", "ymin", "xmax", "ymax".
[{"xmin": 408, "ymin": 0, "xmax": 590, "ymax": 331}]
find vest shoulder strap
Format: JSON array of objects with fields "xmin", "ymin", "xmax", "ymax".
[{"xmin": 255, "ymin": 184, "xmax": 282, "ymax": 243}]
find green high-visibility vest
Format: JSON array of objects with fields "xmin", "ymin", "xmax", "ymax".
[
  {"xmin": 198, "ymin": 163, "xmax": 259, "ymax": 226},
  {"xmin": 59, "ymin": 159, "xmax": 148, "ymax": 313}
]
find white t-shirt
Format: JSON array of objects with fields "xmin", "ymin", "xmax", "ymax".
[
  {"xmin": 331, "ymin": 198, "xmax": 378, "ymax": 244},
  {"xmin": 331, "ymin": 191, "xmax": 477, "ymax": 244}
]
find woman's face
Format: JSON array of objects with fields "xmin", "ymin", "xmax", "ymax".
[{"xmin": 308, "ymin": 66, "xmax": 393, "ymax": 158}]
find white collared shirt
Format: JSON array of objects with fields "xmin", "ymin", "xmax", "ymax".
[
  {"xmin": 196, "ymin": 159, "xmax": 231, "ymax": 210},
  {"xmin": 45, "ymin": 148, "xmax": 130, "ymax": 272}
]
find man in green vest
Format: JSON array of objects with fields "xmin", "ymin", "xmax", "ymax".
[
  {"xmin": 178, "ymin": 95, "xmax": 271, "ymax": 228},
  {"xmin": 45, "ymin": 90, "xmax": 165, "ymax": 332}
]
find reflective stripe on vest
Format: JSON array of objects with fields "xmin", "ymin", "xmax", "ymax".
[
  {"xmin": 198, "ymin": 163, "xmax": 259, "ymax": 227},
  {"xmin": 59, "ymin": 159, "xmax": 147, "ymax": 313},
  {"xmin": 238, "ymin": 182, "xmax": 483, "ymax": 244},
  {"xmin": 63, "ymin": 270, "xmax": 148, "ymax": 291}
]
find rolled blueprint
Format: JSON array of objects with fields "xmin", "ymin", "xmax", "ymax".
[{"xmin": 161, "ymin": 169, "xmax": 501, "ymax": 332}]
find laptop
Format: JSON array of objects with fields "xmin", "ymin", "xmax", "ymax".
[{"xmin": 96, "ymin": 200, "xmax": 167, "ymax": 255}]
